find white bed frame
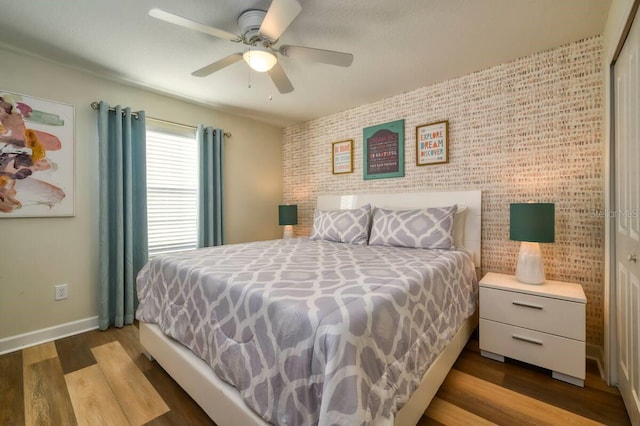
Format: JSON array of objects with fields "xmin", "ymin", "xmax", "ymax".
[{"xmin": 140, "ymin": 190, "xmax": 482, "ymax": 426}]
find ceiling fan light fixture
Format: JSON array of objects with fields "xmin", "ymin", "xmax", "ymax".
[{"xmin": 243, "ymin": 47, "xmax": 277, "ymax": 72}]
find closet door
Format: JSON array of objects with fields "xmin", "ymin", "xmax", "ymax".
[{"xmin": 614, "ymin": 5, "xmax": 640, "ymax": 424}]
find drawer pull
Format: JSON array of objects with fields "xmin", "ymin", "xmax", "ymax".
[
  {"xmin": 512, "ymin": 300, "xmax": 543, "ymax": 310},
  {"xmin": 512, "ymin": 334, "xmax": 543, "ymax": 345}
]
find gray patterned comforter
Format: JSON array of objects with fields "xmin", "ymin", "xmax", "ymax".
[{"xmin": 136, "ymin": 238, "xmax": 477, "ymax": 425}]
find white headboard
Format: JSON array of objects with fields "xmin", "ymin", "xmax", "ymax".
[{"xmin": 316, "ymin": 190, "xmax": 481, "ymax": 266}]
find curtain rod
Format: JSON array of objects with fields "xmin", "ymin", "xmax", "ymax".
[{"xmin": 90, "ymin": 102, "xmax": 232, "ymax": 138}]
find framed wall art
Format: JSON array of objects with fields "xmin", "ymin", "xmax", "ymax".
[
  {"xmin": 416, "ymin": 120, "xmax": 448, "ymax": 166},
  {"xmin": 363, "ymin": 119, "xmax": 404, "ymax": 180},
  {"xmin": 332, "ymin": 139, "xmax": 353, "ymax": 174},
  {"xmin": 0, "ymin": 91, "xmax": 75, "ymax": 217}
]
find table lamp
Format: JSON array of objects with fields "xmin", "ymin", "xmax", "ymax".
[
  {"xmin": 278, "ymin": 204, "xmax": 298, "ymax": 239},
  {"xmin": 509, "ymin": 203, "xmax": 555, "ymax": 285}
]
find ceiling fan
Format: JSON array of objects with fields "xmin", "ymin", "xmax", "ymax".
[{"xmin": 149, "ymin": 0, "xmax": 354, "ymax": 94}]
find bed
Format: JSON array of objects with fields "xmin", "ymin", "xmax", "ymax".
[{"xmin": 137, "ymin": 190, "xmax": 481, "ymax": 425}]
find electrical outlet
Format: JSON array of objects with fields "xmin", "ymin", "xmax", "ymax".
[{"xmin": 54, "ymin": 284, "xmax": 68, "ymax": 301}]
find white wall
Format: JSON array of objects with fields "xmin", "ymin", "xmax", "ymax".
[{"xmin": 0, "ymin": 46, "xmax": 283, "ymax": 341}]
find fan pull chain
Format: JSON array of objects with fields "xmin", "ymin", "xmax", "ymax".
[{"xmin": 247, "ymin": 47, "xmax": 252, "ymax": 89}]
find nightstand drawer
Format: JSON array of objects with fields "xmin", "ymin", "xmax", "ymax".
[
  {"xmin": 480, "ymin": 319, "xmax": 585, "ymax": 380},
  {"xmin": 480, "ymin": 286, "xmax": 585, "ymax": 340}
]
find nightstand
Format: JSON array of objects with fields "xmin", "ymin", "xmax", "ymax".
[{"xmin": 479, "ymin": 272, "xmax": 587, "ymax": 387}]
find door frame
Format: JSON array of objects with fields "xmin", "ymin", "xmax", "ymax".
[{"xmin": 605, "ymin": 0, "xmax": 640, "ymax": 385}]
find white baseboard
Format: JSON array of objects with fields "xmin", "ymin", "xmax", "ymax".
[
  {"xmin": 586, "ymin": 343, "xmax": 605, "ymax": 380},
  {"xmin": 0, "ymin": 316, "xmax": 99, "ymax": 355}
]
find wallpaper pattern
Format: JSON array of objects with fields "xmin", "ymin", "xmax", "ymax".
[{"xmin": 282, "ymin": 36, "xmax": 604, "ymax": 345}]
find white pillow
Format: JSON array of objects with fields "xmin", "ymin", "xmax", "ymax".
[{"xmin": 453, "ymin": 206, "xmax": 467, "ymax": 249}]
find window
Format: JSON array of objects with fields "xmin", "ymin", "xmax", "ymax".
[{"xmin": 146, "ymin": 122, "xmax": 198, "ymax": 257}]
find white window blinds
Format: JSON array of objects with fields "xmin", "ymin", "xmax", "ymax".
[{"xmin": 146, "ymin": 124, "xmax": 198, "ymax": 257}]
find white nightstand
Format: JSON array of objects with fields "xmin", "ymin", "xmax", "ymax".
[{"xmin": 479, "ymin": 272, "xmax": 587, "ymax": 387}]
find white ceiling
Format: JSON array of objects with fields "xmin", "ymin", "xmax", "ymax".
[{"xmin": 0, "ymin": 0, "xmax": 610, "ymax": 128}]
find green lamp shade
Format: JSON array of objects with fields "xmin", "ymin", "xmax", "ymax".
[
  {"xmin": 279, "ymin": 205, "xmax": 298, "ymax": 226},
  {"xmin": 510, "ymin": 203, "xmax": 555, "ymax": 243}
]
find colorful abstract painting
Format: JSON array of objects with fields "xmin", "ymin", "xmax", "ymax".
[{"xmin": 0, "ymin": 91, "xmax": 74, "ymax": 217}]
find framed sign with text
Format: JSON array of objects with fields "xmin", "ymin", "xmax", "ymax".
[
  {"xmin": 363, "ymin": 119, "xmax": 404, "ymax": 180},
  {"xmin": 416, "ymin": 120, "xmax": 448, "ymax": 166},
  {"xmin": 332, "ymin": 139, "xmax": 353, "ymax": 174}
]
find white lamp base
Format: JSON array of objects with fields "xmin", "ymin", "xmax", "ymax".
[
  {"xmin": 282, "ymin": 225, "xmax": 293, "ymax": 239},
  {"xmin": 515, "ymin": 241, "xmax": 545, "ymax": 285}
]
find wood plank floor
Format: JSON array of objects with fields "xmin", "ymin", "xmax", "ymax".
[{"xmin": 0, "ymin": 325, "xmax": 630, "ymax": 425}]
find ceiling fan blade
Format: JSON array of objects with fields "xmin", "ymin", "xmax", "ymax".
[
  {"xmin": 280, "ymin": 45, "xmax": 354, "ymax": 67},
  {"xmin": 192, "ymin": 53, "xmax": 244, "ymax": 77},
  {"xmin": 259, "ymin": 0, "xmax": 302, "ymax": 41},
  {"xmin": 268, "ymin": 62, "xmax": 294, "ymax": 94},
  {"xmin": 149, "ymin": 8, "xmax": 239, "ymax": 42}
]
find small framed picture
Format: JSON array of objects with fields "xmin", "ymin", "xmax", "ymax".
[
  {"xmin": 416, "ymin": 120, "xmax": 449, "ymax": 166},
  {"xmin": 332, "ymin": 140, "xmax": 353, "ymax": 174}
]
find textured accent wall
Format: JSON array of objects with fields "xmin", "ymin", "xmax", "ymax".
[{"xmin": 283, "ymin": 36, "xmax": 604, "ymax": 346}]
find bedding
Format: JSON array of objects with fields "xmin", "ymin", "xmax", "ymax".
[{"xmin": 136, "ymin": 238, "xmax": 477, "ymax": 425}]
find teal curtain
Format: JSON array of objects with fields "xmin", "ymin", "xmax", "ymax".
[
  {"xmin": 197, "ymin": 125, "xmax": 224, "ymax": 247},
  {"xmin": 97, "ymin": 102, "xmax": 148, "ymax": 330}
]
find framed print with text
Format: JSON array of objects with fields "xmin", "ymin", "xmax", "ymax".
[
  {"xmin": 332, "ymin": 139, "xmax": 353, "ymax": 174},
  {"xmin": 416, "ymin": 120, "xmax": 448, "ymax": 166},
  {"xmin": 363, "ymin": 119, "xmax": 404, "ymax": 180}
]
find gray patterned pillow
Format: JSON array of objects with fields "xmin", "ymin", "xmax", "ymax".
[
  {"xmin": 368, "ymin": 205, "xmax": 458, "ymax": 249},
  {"xmin": 310, "ymin": 204, "xmax": 372, "ymax": 245}
]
